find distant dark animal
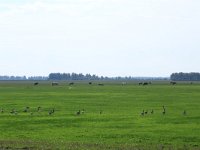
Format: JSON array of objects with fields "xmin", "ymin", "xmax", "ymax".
[
  {"xmin": 98, "ymin": 84, "xmax": 104, "ymax": 86},
  {"xmin": 48, "ymin": 109, "xmax": 55, "ymax": 115},
  {"xmin": 1, "ymin": 108, "xmax": 4, "ymax": 113},
  {"xmin": 143, "ymin": 82, "xmax": 148, "ymax": 86},
  {"xmin": 162, "ymin": 110, "xmax": 166, "ymax": 115},
  {"xmin": 52, "ymin": 82, "xmax": 59, "ymax": 86},
  {"xmin": 37, "ymin": 107, "xmax": 41, "ymax": 112},
  {"xmin": 76, "ymin": 110, "xmax": 81, "ymax": 115},
  {"xmin": 89, "ymin": 82, "xmax": 92, "ymax": 85},
  {"xmin": 100, "ymin": 110, "xmax": 103, "ymax": 114},
  {"xmin": 151, "ymin": 109, "xmax": 154, "ymax": 114},
  {"xmin": 10, "ymin": 109, "xmax": 15, "ymax": 114},
  {"xmin": 162, "ymin": 106, "xmax": 166, "ymax": 115},
  {"xmin": 48, "ymin": 111, "xmax": 52, "ymax": 115},
  {"xmin": 23, "ymin": 107, "xmax": 30, "ymax": 112},
  {"xmin": 81, "ymin": 109, "xmax": 85, "ymax": 114},
  {"xmin": 34, "ymin": 82, "xmax": 39, "ymax": 85},
  {"xmin": 145, "ymin": 110, "xmax": 148, "ymax": 114},
  {"xmin": 141, "ymin": 110, "xmax": 144, "ymax": 116},
  {"xmin": 170, "ymin": 81, "xmax": 177, "ymax": 85},
  {"xmin": 139, "ymin": 82, "xmax": 143, "ymax": 85},
  {"xmin": 23, "ymin": 109, "xmax": 28, "ymax": 112},
  {"xmin": 183, "ymin": 110, "xmax": 186, "ymax": 115},
  {"xmin": 69, "ymin": 82, "xmax": 74, "ymax": 85},
  {"xmin": 190, "ymin": 82, "xmax": 193, "ymax": 85}
]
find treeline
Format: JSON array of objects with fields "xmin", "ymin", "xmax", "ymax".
[
  {"xmin": 48, "ymin": 73, "xmax": 140, "ymax": 80},
  {"xmin": 0, "ymin": 76, "xmax": 48, "ymax": 80},
  {"xmin": 0, "ymin": 73, "xmax": 170, "ymax": 81},
  {"xmin": 170, "ymin": 72, "xmax": 200, "ymax": 81},
  {"xmin": 48, "ymin": 73, "xmax": 169, "ymax": 81}
]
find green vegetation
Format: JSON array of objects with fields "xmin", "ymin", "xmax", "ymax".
[{"xmin": 0, "ymin": 81, "xmax": 199, "ymax": 149}]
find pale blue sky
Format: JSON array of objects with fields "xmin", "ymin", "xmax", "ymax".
[{"xmin": 0, "ymin": 0, "xmax": 200, "ymax": 77}]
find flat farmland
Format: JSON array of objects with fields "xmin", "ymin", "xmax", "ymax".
[{"xmin": 0, "ymin": 81, "xmax": 199, "ymax": 149}]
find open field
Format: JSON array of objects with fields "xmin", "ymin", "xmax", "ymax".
[{"xmin": 0, "ymin": 81, "xmax": 200, "ymax": 149}]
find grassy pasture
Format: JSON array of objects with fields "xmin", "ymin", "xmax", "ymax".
[{"xmin": 0, "ymin": 81, "xmax": 200, "ymax": 149}]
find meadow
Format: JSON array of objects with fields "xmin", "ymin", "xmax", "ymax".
[{"xmin": 0, "ymin": 81, "xmax": 199, "ymax": 150}]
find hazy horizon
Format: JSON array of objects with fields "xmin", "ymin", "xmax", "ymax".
[{"xmin": 1, "ymin": 0, "xmax": 200, "ymax": 77}]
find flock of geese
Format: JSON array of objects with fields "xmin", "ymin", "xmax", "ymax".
[
  {"xmin": 141, "ymin": 106, "xmax": 187, "ymax": 116},
  {"xmin": 0, "ymin": 106, "xmax": 187, "ymax": 116}
]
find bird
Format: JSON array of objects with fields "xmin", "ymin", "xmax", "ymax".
[
  {"xmin": 81, "ymin": 109, "xmax": 85, "ymax": 114},
  {"xmin": 100, "ymin": 110, "xmax": 103, "ymax": 115},
  {"xmin": 10, "ymin": 109, "xmax": 15, "ymax": 114},
  {"xmin": 145, "ymin": 110, "xmax": 148, "ymax": 115},
  {"xmin": 162, "ymin": 110, "xmax": 166, "ymax": 115},
  {"xmin": 183, "ymin": 110, "xmax": 187, "ymax": 115},
  {"xmin": 162, "ymin": 106, "xmax": 166, "ymax": 115},
  {"xmin": 76, "ymin": 110, "xmax": 81, "ymax": 115},
  {"xmin": 37, "ymin": 107, "xmax": 41, "ymax": 112},
  {"xmin": 151, "ymin": 109, "xmax": 154, "ymax": 114},
  {"xmin": 141, "ymin": 110, "xmax": 144, "ymax": 116}
]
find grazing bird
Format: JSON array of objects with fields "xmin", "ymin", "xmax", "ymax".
[
  {"xmin": 100, "ymin": 110, "xmax": 103, "ymax": 114},
  {"xmin": 151, "ymin": 109, "xmax": 154, "ymax": 114},
  {"xmin": 1, "ymin": 108, "xmax": 4, "ymax": 113},
  {"xmin": 183, "ymin": 110, "xmax": 187, "ymax": 115},
  {"xmin": 10, "ymin": 109, "xmax": 15, "ymax": 114},
  {"xmin": 162, "ymin": 110, "xmax": 166, "ymax": 115},
  {"xmin": 162, "ymin": 106, "xmax": 166, "ymax": 115},
  {"xmin": 14, "ymin": 111, "xmax": 18, "ymax": 115},
  {"xmin": 89, "ymin": 82, "xmax": 92, "ymax": 85},
  {"xmin": 145, "ymin": 110, "xmax": 148, "ymax": 115},
  {"xmin": 37, "ymin": 107, "xmax": 41, "ymax": 112},
  {"xmin": 48, "ymin": 111, "xmax": 52, "ymax": 115},
  {"xmin": 23, "ymin": 107, "xmax": 30, "ymax": 112},
  {"xmin": 76, "ymin": 110, "xmax": 81, "ymax": 115},
  {"xmin": 141, "ymin": 110, "xmax": 144, "ymax": 116},
  {"xmin": 81, "ymin": 109, "xmax": 85, "ymax": 114},
  {"xmin": 48, "ymin": 108, "xmax": 55, "ymax": 115}
]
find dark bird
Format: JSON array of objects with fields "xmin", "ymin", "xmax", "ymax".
[
  {"xmin": 76, "ymin": 110, "xmax": 81, "ymax": 115},
  {"xmin": 100, "ymin": 110, "xmax": 103, "ymax": 114},
  {"xmin": 151, "ymin": 109, "xmax": 154, "ymax": 114},
  {"xmin": 141, "ymin": 110, "xmax": 144, "ymax": 116},
  {"xmin": 37, "ymin": 107, "xmax": 41, "ymax": 112},
  {"xmin": 81, "ymin": 109, "xmax": 85, "ymax": 114},
  {"xmin": 145, "ymin": 110, "xmax": 148, "ymax": 114},
  {"xmin": 162, "ymin": 110, "xmax": 166, "ymax": 115},
  {"xmin": 183, "ymin": 110, "xmax": 187, "ymax": 115}
]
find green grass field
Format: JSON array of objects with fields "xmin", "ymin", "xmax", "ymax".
[{"xmin": 0, "ymin": 81, "xmax": 200, "ymax": 149}]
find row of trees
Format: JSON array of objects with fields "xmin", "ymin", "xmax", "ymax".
[
  {"xmin": 0, "ymin": 76, "xmax": 48, "ymax": 80},
  {"xmin": 48, "ymin": 73, "xmax": 169, "ymax": 81},
  {"xmin": 0, "ymin": 73, "xmax": 170, "ymax": 81},
  {"xmin": 170, "ymin": 72, "xmax": 200, "ymax": 81}
]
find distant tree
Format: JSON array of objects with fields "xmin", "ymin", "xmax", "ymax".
[{"xmin": 170, "ymin": 72, "xmax": 200, "ymax": 81}]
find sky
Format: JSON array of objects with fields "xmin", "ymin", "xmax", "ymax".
[{"xmin": 0, "ymin": 0, "xmax": 200, "ymax": 77}]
